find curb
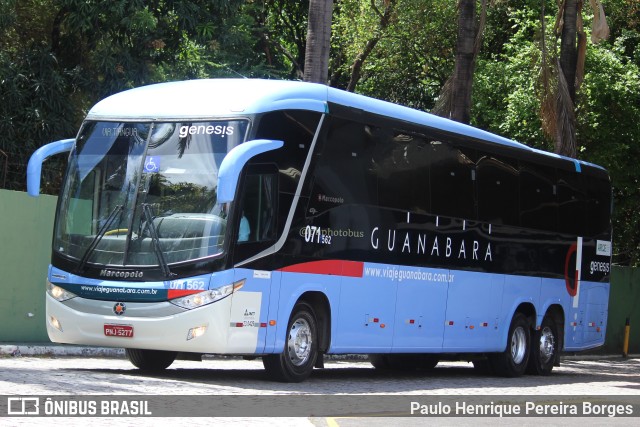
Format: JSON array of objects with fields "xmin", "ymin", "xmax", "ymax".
[
  {"xmin": 0, "ymin": 344, "xmax": 124, "ymax": 358},
  {"xmin": 1, "ymin": 343, "xmax": 637, "ymax": 361},
  {"xmin": 0, "ymin": 344, "xmax": 369, "ymax": 361}
]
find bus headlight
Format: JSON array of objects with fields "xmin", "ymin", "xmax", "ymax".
[
  {"xmin": 170, "ymin": 279, "xmax": 245, "ymax": 310},
  {"xmin": 46, "ymin": 280, "xmax": 77, "ymax": 302}
]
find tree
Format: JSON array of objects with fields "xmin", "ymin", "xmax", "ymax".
[
  {"xmin": 261, "ymin": 0, "xmax": 310, "ymax": 79},
  {"xmin": 344, "ymin": 0, "xmax": 398, "ymax": 92},
  {"xmin": 433, "ymin": 0, "xmax": 488, "ymax": 124},
  {"xmin": 554, "ymin": 0, "xmax": 579, "ymax": 157},
  {"xmin": 472, "ymin": 2, "xmax": 640, "ymax": 265},
  {"xmin": 304, "ymin": 0, "xmax": 334, "ymax": 83},
  {"xmin": 0, "ymin": 0, "xmax": 270, "ymax": 193},
  {"xmin": 330, "ymin": 0, "xmax": 458, "ymax": 109}
]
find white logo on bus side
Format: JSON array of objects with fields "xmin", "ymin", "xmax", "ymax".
[{"xmin": 596, "ymin": 240, "xmax": 612, "ymax": 256}]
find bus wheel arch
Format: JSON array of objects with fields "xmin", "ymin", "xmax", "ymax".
[
  {"xmin": 263, "ymin": 292, "xmax": 330, "ymax": 382},
  {"xmin": 490, "ymin": 303, "xmax": 535, "ymax": 377},
  {"xmin": 527, "ymin": 305, "xmax": 564, "ymax": 375},
  {"xmin": 296, "ymin": 291, "xmax": 331, "ymax": 355}
]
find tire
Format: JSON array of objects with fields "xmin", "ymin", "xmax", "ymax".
[
  {"xmin": 472, "ymin": 358, "xmax": 494, "ymax": 375},
  {"xmin": 526, "ymin": 316, "xmax": 559, "ymax": 375},
  {"xmin": 369, "ymin": 354, "xmax": 439, "ymax": 371},
  {"xmin": 125, "ymin": 348, "xmax": 177, "ymax": 371},
  {"xmin": 263, "ymin": 302, "xmax": 318, "ymax": 382},
  {"xmin": 369, "ymin": 354, "xmax": 392, "ymax": 370},
  {"xmin": 489, "ymin": 313, "xmax": 531, "ymax": 377}
]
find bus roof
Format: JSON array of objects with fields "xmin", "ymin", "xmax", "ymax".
[{"xmin": 86, "ymin": 78, "xmax": 603, "ymax": 171}]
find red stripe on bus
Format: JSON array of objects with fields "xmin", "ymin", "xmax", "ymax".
[
  {"xmin": 167, "ymin": 289, "xmax": 201, "ymax": 299},
  {"xmin": 279, "ymin": 260, "xmax": 364, "ymax": 278}
]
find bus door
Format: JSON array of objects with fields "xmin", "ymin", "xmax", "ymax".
[{"xmin": 229, "ymin": 167, "xmax": 279, "ymax": 354}]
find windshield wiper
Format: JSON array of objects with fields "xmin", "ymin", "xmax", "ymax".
[
  {"xmin": 76, "ymin": 205, "xmax": 123, "ymax": 274},
  {"xmin": 142, "ymin": 203, "xmax": 175, "ymax": 278}
]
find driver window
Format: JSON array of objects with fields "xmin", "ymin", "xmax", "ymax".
[{"xmin": 238, "ymin": 173, "xmax": 277, "ymax": 243}]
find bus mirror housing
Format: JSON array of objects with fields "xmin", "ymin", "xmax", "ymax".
[
  {"xmin": 27, "ymin": 138, "xmax": 74, "ymax": 197},
  {"xmin": 217, "ymin": 139, "xmax": 284, "ymax": 203}
]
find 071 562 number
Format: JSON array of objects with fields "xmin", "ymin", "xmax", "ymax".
[{"xmin": 304, "ymin": 225, "xmax": 332, "ymax": 245}]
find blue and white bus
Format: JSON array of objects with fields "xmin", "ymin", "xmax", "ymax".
[{"xmin": 28, "ymin": 79, "xmax": 612, "ymax": 382}]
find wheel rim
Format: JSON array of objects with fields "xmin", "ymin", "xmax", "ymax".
[
  {"xmin": 538, "ymin": 326, "xmax": 555, "ymax": 363},
  {"xmin": 511, "ymin": 326, "xmax": 527, "ymax": 364},
  {"xmin": 287, "ymin": 318, "xmax": 312, "ymax": 366}
]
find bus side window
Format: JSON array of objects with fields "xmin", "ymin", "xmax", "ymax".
[
  {"xmin": 308, "ymin": 118, "xmax": 378, "ymax": 214},
  {"xmin": 585, "ymin": 172, "xmax": 612, "ymax": 237},
  {"xmin": 519, "ymin": 163, "xmax": 557, "ymax": 232},
  {"xmin": 376, "ymin": 130, "xmax": 430, "ymax": 213},
  {"xmin": 238, "ymin": 173, "xmax": 277, "ymax": 243},
  {"xmin": 429, "ymin": 140, "xmax": 476, "ymax": 220},
  {"xmin": 557, "ymin": 168, "xmax": 586, "ymax": 236},
  {"xmin": 476, "ymin": 155, "xmax": 519, "ymax": 226}
]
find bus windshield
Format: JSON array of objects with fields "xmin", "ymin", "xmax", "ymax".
[{"xmin": 54, "ymin": 120, "xmax": 248, "ymax": 269}]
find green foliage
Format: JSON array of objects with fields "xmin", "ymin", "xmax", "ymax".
[
  {"xmin": 472, "ymin": 2, "xmax": 640, "ymax": 265},
  {"xmin": 261, "ymin": 0, "xmax": 309, "ymax": 79},
  {"xmin": 0, "ymin": 0, "xmax": 279, "ymax": 193},
  {"xmin": 331, "ymin": 0, "xmax": 458, "ymax": 109},
  {"xmin": 578, "ymin": 43, "xmax": 640, "ymax": 266},
  {"xmin": 0, "ymin": 45, "xmax": 84, "ymax": 191}
]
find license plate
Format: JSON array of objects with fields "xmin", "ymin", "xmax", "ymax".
[{"xmin": 104, "ymin": 324, "xmax": 134, "ymax": 338}]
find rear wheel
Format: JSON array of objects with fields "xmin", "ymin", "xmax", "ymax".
[
  {"xmin": 263, "ymin": 302, "xmax": 318, "ymax": 382},
  {"xmin": 125, "ymin": 348, "xmax": 177, "ymax": 370},
  {"xmin": 526, "ymin": 316, "xmax": 559, "ymax": 375},
  {"xmin": 489, "ymin": 313, "xmax": 530, "ymax": 377}
]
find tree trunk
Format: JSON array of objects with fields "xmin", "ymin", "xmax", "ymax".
[
  {"xmin": 559, "ymin": 0, "xmax": 578, "ymax": 103},
  {"xmin": 303, "ymin": 0, "xmax": 333, "ymax": 84},
  {"xmin": 450, "ymin": 0, "xmax": 476, "ymax": 124},
  {"xmin": 555, "ymin": 0, "xmax": 578, "ymax": 157}
]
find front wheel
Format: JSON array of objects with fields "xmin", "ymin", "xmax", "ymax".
[
  {"xmin": 125, "ymin": 348, "xmax": 177, "ymax": 371},
  {"xmin": 489, "ymin": 313, "xmax": 530, "ymax": 377},
  {"xmin": 527, "ymin": 316, "xmax": 559, "ymax": 375},
  {"xmin": 263, "ymin": 302, "xmax": 318, "ymax": 382}
]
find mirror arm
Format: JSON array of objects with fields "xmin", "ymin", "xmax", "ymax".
[
  {"xmin": 27, "ymin": 139, "xmax": 74, "ymax": 197},
  {"xmin": 217, "ymin": 139, "xmax": 283, "ymax": 203}
]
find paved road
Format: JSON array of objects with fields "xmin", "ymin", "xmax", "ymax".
[{"xmin": 1, "ymin": 353, "xmax": 638, "ymax": 426}]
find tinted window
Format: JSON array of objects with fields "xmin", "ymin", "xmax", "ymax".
[
  {"xmin": 309, "ymin": 117, "xmax": 378, "ymax": 213},
  {"xmin": 430, "ymin": 140, "xmax": 476, "ymax": 219},
  {"xmin": 253, "ymin": 110, "xmax": 321, "ymax": 194},
  {"xmin": 375, "ymin": 130, "xmax": 430, "ymax": 213},
  {"xmin": 238, "ymin": 173, "xmax": 277, "ymax": 243},
  {"xmin": 586, "ymin": 173, "xmax": 611, "ymax": 236},
  {"xmin": 477, "ymin": 155, "xmax": 519, "ymax": 225},
  {"xmin": 557, "ymin": 169, "xmax": 586, "ymax": 236},
  {"xmin": 519, "ymin": 163, "xmax": 557, "ymax": 232}
]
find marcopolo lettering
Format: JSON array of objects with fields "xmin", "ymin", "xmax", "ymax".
[{"xmin": 99, "ymin": 269, "xmax": 144, "ymax": 279}]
